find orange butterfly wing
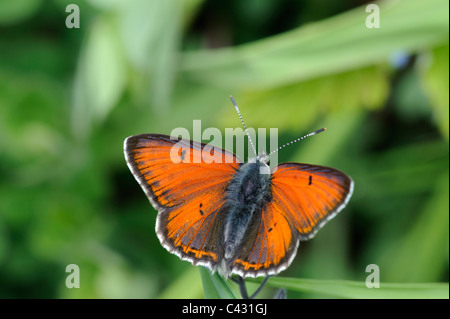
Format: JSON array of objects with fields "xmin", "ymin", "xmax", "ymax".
[
  {"xmin": 124, "ymin": 134, "xmax": 241, "ymax": 269},
  {"xmin": 231, "ymin": 201, "xmax": 300, "ymax": 277},
  {"xmin": 271, "ymin": 163, "xmax": 353, "ymax": 239},
  {"xmin": 232, "ymin": 163, "xmax": 353, "ymax": 277}
]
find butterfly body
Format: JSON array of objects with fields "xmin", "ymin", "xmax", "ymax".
[
  {"xmin": 125, "ymin": 133, "xmax": 353, "ymax": 278},
  {"xmin": 223, "ymin": 161, "xmax": 272, "ymax": 262}
]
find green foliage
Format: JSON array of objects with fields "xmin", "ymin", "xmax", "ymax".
[
  {"xmin": 0, "ymin": 0, "xmax": 448, "ymax": 298},
  {"xmin": 181, "ymin": 0, "xmax": 448, "ymax": 90},
  {"xmin": 420, "ymin": 45, "xmax": 450, "ymax": 140},
  {"xmin": 199, "ymin": 267, "xmax": 239, "ymax": 299},
  {"xmin": 0, "ymin": 0, "xmax": 42, "ymax": 25},
  {"xmin": 259, "ymin": 277, "xmax": 449, "ymax": 299}
]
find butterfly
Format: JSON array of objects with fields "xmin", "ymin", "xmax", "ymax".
[{"xmin": 124, "ymin": 97, "xmax": 353, "ymax": 278}]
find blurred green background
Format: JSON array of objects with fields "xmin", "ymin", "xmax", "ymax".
[{"xmin": 0, "ymin": 0, "xmax": 448, "ymax": 298}]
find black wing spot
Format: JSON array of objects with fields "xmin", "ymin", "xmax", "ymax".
[
  {"xmin": 199, "ymin": 202, "xmax": 203, "ymax": 208},
  {"xmin": 308, "ymin": 175, "xmax": 313, "ymax": 186},
  {"xmin": 180, "ymin": 149, "xmax": 186, "ymax": 161},
  {"xmin": 268, "ymin": 227, "xmax": 273, "ymax": 232},
  {"xmin": 199, "ymin": 209, "xmax": 204, "ymax": 216}
]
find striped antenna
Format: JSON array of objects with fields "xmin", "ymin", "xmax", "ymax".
[
  {"xmin": 268, "ymin": 128, "xmax": 326, "ymax": 158},
  {"xmin": 230, "ymin": 96, "xmax": 257, "ymax": 157}
]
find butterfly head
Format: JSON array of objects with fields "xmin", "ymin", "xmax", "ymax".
[
  {"xmin": 256, "ymin": 150, "xmax": 269, "ymax": 165},
  {"xmin": 246, "ymin": 151, "xmax": 271, "ymax": 175}
]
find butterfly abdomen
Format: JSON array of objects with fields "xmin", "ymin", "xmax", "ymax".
[{"xmin": 223, "ymin": 162, "xmax": 272, "ymax": 262}]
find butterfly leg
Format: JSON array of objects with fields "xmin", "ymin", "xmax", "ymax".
[
  {"xmin": 231, "ymin": 276, "xmax": 249, "ymax": 299},
  {"xmin": 249, "ymin": 276, "xmax": 270, "ymax": 299},
  {"xmin": 231, "ymin": 276, "xmax": 271, "ymax": 299}
]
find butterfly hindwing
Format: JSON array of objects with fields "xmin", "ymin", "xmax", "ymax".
[
  {"xmin": 231, "ymin": 200, "xmax": 300, "ymax": 277},
  {"xmin": 124, "ymin": 134, "xmax": 241, "ymax": 269}
]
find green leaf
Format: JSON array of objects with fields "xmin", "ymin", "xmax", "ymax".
[
  {"xmin": 420, "ymin": 45, "xmax": 450, "ymax": 140},
  {"xmin": 199, "ymin": 267, "xmax": 239, "ymax": 299},
  {"xmin": 262, "ymin": 277, "xmax": 449, "ymax": 299}
]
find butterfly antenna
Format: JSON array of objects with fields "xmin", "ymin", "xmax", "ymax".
[
  {"xmin": 268, "ymin": 128, "xmax": 326, "ymax": 158},
  {"xmin": 230, "ymin": 96, "xmax": 257, "ymax": 156}
]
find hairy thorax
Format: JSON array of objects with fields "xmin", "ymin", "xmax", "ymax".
[{"xmin": 223, "ymin": 162, "xmax": 273, "ymax": 260}]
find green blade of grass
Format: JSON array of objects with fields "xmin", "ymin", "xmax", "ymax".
[
  {"xmin": 199, "ymin": 267, "xmax": 240, "ymax": 299},
  {"xmin": 260, "ymin": 277, "xmax": 449, "ymax": 299}
]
